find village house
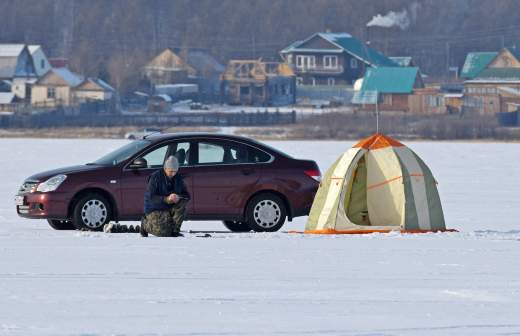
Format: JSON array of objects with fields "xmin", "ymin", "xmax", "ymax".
[
  {"xmin": 143, "ymin": 48, "xmax": 196, "ymax": 86},
  {"xmin": 31, "ymin": 68, "xmax": 84, "ymax": 107},
  {"xmin": 352, "ymin": 67, "xmax": 446, "ymax": 114},
  {"xmin": 0, "ymin": 44, "xmax": 40, "ymax": 100},
  {"xmin": 31, "ymin": 68, "xmax": 115, "ymax": 109},
  {"xmin": 279, "ymin": 32, "xmax": 397, "ymax": 86},
  {"xmin": 75, "ymin": 78, "xmax": 115, "ymax": 103},
  {"xmin": 462, "ymin": 48, "xmax": 520, "ymax": 114},
  {"xmin": 221, "ymin": 60, "xmax": 295, "ymax": 106},
  {"xmin": 142, "ymin": 48, "xmax": 224, "ymax": 101}
]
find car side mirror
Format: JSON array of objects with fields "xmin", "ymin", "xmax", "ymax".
[{"xmin": 129, "ymin": 157, "xmax": 147, "ymax": 169}]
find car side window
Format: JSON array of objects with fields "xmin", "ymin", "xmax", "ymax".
[
  {"xmin": 141, "ymin": 144, "xmax": 169, "ymax": 168},
  {"xmin": 198, "ymin": 142, "xmax": 225, "ymax": 164},
  {"xmin": 172, "ymin": 142, "xmax": 191, "ymax": 166},
  {"xmin": 248, "ymin": 146, "xmax": 271, "ymax": 163}
]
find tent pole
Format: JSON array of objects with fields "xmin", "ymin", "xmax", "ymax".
[{"xmin": 376, "ymin": 90, "xmax": 379, "ymax": 133}]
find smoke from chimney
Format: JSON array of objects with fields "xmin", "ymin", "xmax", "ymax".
[{"xmin": 366, "ymin": 2, "xmax": 419, "ymax": 30}]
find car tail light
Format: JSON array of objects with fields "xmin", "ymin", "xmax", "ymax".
[{"xmin": 304, "ymin": 169, "xmax": 321, "ymax": 182}]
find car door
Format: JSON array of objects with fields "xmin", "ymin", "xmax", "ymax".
[
  {"xmin": 119, "ymin": 140, "xmax": 194, "ymax": 218},
  {"xmin": 191, "ymin": 139, "xmax": 262, "ymax": 216}
]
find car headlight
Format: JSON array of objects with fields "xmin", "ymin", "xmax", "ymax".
[{"xmin": 36, "ymin": 174, "xmax": 67, "ymax": 192}]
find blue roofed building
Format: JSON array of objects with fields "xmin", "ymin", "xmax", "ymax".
[{"xmin": 280, "ymin": 32, "xmax": 397, "ymax": 86}]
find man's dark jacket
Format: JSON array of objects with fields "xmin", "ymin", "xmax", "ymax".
[{"xmin": 144, "ymin": 170, "xmax": 191, "ymax": 214}]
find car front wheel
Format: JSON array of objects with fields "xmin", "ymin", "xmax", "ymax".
[
  {"xmin": 245, "ymin": 193, "xmax": 287, "ymax": 232},
  {"xmin": 72, "ymin": 193, "xmax": 111, "ymax": 231}
]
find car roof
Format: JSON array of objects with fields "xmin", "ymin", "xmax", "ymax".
[{"xmin": 145, "ymin": 132, "xmax": 291, "ymax": 158}]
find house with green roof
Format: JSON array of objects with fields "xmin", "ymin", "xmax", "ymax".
[
  {"xmin": 352, "ymin": 67, "xmax": 448, "ymax": 114},
  {"xmin": 460, "ymin": 52, "xmax": 498, "ymax": 79},
  {"xmin": 462, "ymin": 48, "xmax": 520, "ymax": 114},
  {"xmin": 279, "ymin": 32, "xmax": 397, "ymax": 86}
]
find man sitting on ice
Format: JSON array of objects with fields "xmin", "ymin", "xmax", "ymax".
[{"xmin": 141, "ymin": 155, "xmax": 190, "ymax": 237}]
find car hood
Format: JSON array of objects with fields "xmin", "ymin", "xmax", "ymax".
[{"xmin": 25, "ymin": 164, "xmax": 105, "ymax": 182}]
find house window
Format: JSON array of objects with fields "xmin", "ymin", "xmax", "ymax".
[
  {"xmin": 310, "ymin": 77, "xmax": 316, "ymax": 86},
  {"xmin": 296, "ymin": 55, "xmax": 315, "ymax": 69},
  {"xmin": 287, "ymin": 54, "xmax": 293, "ymax": 65},
  {"xmin": 296, "ymin": 77, "xmax": 303, "ymax": 86},
  {"xmin": 323, "ymin": 55, "xmax": 338, "ymax": 68},
  {"xmin": 41, "ymin": 59, "xmax": 45, "ymax": 69},
  {"xmin": 327, "ymin": 78, "xmax": 335, "ymax": 86},
  {"xmin": 296, "ymin": 55, "xmax": 303, "ymax": 68},
  {"xmin": 427, "ymin": 95, "xmax": 444, "ymax": 107},
  {"xmin": 383, "ymin": 94, "xmax": 392, "ymax": 105},
  {"xmin": 47, "ymin": 87, "xmax": 56, "ymax": 99},
  {"xmin": 350, "ymin": 58, "xmax": 358, "ymax": 69}
]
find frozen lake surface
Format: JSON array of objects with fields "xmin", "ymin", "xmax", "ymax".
[{"xmin": 1, "ymin": 138, "xmax": 520, "ymax": 335}]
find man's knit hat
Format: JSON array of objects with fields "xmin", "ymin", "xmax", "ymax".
[{"xmin": 164, "ymin": 156, "xmax": 179, "ymax": 170}]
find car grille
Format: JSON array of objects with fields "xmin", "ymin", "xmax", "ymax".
[{"xmin": 19, "ymin": 181, "xmax": 38, "ymax": 193}]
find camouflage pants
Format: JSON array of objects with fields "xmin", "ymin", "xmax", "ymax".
[{"xmin": 141, "ymin": 200, "xmax": 187, "ymax": 237}]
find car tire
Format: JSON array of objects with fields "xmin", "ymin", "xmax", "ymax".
[
  {"xmin": 72, "ymin": 193, "xmax": 111, "ymax": 231},
  {"xmin": 245, "ymin": 193, "xmax": 287, "ymax": 232},
  {"xmin": 222, "ymin": 220, "xmax": 252, "ymax": 232},
  {"xmin": 47, "ymin": 219, "xmax": 75, "ymax": 230}
]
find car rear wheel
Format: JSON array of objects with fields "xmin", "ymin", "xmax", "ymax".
[
  {"xmin": 47, "ymin": 219, "xmax": 75, "ymax": 230},
  {"xmin": 222, "ymin": 220, "xmax": 251, "ymax": 232},
  {"xmin": 72, "ymin": 193, "xmax": 111, "ymax": 231},
  {"xmin": 245, "ymin": 193, "xmax": 286, "ymax": 232}
]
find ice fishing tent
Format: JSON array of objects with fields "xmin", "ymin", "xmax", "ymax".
[{"xmin": 306, "ymin": 134, "xmax": 450, "ymax": 234}]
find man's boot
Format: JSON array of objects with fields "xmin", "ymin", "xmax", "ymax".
[{"xmin": 140, "ymin": 225, "xmax": 148, "ymax": 237}]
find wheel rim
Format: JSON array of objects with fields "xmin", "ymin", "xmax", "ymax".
[
  {"xmin": 81, "ymin": 199, "xmax": 107, "ymax": 228},
  {"xmin": 253, "ymin": 200, "xmax": 281, "ymax": 229}
]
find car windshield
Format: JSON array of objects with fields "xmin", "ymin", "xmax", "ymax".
[{"xmin": 92, "ymin": 140, "xmax": 151, "ymax": 166}]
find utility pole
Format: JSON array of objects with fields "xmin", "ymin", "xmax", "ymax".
[
  {"xmin": 252, "ymin": 34, "xmax": 257, "ymax": 59},
  {"xmin": 446, "ymin": 41, "xmax": 450, "ymax": 78}
]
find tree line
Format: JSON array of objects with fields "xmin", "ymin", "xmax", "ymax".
[{"xmin": 1, "ymin": 0, "xmax": 519, "ymax": 93}]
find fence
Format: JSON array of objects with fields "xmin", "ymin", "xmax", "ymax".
[
  {"xmin": 296, "ymin": 85, "xmax": 355, "ymax": 105},
  {"xmin": 1, "ymin": 110, "xmax": 297, "ymax": 128}
]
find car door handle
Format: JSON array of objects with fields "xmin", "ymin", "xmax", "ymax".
[{"xmin": 241, "ymin": 168, "xmax": 255, "ymax": 176}]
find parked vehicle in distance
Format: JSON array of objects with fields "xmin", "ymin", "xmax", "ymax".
[
  {"xmin": 124, "ymin": 128, "xmax": 162, "ymax": 139},
  {"xmin": 15, "ymin": 133, "xmax": 320, "ymax": 232}
]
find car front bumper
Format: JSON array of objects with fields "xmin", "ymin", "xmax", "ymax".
[{"xmin": 16, "ymin": 192, "xmax": 70, "ymax": 220}]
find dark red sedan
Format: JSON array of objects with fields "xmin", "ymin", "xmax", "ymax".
[{"xmin": 15, "ymin": 133, "xmax": 320, "ymax": 232}]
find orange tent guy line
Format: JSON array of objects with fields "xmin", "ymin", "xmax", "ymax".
[
  {"xmin": 367, "ymin": 173, "xmax": 425, "ymax": 190},
  {"xmin": 367, "ymin": 176, "xmax": 402, "ymax": 190},
  {"xmin": 304, "ymin": 229, "xmax": 458, "ymax": 235}
]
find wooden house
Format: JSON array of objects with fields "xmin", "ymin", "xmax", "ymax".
[
  {"xmin": 143, "ymin": 48, "xmax": 196, "ymax": 86},
  {"xmin": 352, "ymin": 67, "xmax": 424, "ymax": 113},
  {"xmin": 0, "ymin": 44, "xmax": 38, "ymax": 100},
  {"xmin": 462, "ymin": 48, "xmax": 520, "ymax": 114},
  {"xmin": 221, "ymin": 60, "xmax": 296, "ymax": 106},
  {"xmin": 31, "ymin": 68, "xmax": 84, "ymax": 107},
  {"xmin": 75, "ymin": 78, "xmax": 115, "ymax": 103},
  {"xmin": 279, "ymin": 32, "xmax": 397, "ymax": 86}
]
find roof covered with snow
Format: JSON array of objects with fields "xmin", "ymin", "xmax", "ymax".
[
  {"xmin": 54, "ymin": 68, "xmax": 84, "ymax": 87},
  {"xmin": 0, "ymin": 44, "xmax": 25, "ymax": 57},
  {"xmin": 0, "ymin": 92, "xmax": 15, "ymax": 104}
]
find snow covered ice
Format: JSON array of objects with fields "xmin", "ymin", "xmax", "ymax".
[{"xmin": 1, "ymin": 138, "xmax": 520, "ymax": 335}]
